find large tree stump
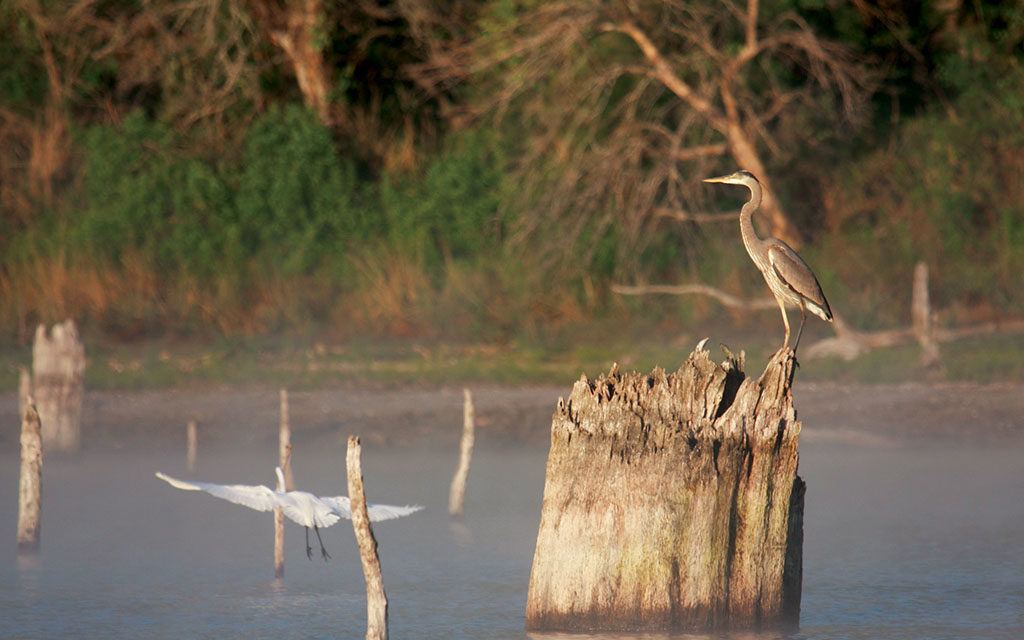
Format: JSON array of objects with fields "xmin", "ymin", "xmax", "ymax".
[
  {"xmin": 32, "ymin": 320, "xmax": 86, "ymax": 452},
  {"xmin": 526, "ymin": 347, "xmax": 804, "ymax": 632}
]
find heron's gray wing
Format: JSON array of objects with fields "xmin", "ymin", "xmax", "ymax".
[
  {"xmin": 156, "ymin": 472, "xmax": 280, "ymax": 513},
  {"xmin": 320, "ymin": 496, "xmax": 424, "ymax": 522},
  {"xmin": 767, "ymin": 243, "xmax": 832, "ymax": 319}
]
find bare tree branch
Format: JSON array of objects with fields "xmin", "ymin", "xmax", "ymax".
[{"xmin": 612, "ymin": 283, "xmax": 777, "ymax": 311}]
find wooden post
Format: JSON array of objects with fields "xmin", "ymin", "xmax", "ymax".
[
  {"xmin": 186, "ymin": 419, "xmax": 198, "ymax": 472},
  {"xmin": 448, "ymin": 388, "xmax": 475, "ymax": 517},
  {"xmin": 274, "ymin": 388, "xmax": 293, "ymax": 579},
  {"xmin": 526, "ymin": 348, "xmax": 804, "ymax": 632},
  {"xmin": 32, "ymin": 320, "xmax": 86, "ymax": 452},
  {"xmin": 18, "ymin": 401, "xmax": 43, "ymax": 554},
  {"xmin": 18, "ymin": 367, "xmax": 31, "ymax": 424},
  {"xmin": 912, "ymin": 262, "xmax": 942, "ymax": 370},
  {"xmin": 347, "ymin": 435, "xmax": 388, "ymax": 640}
]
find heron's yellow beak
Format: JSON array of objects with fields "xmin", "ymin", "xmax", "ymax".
[{"xmin": 703, "ymin": 175, "xmax": 730, "ymax": 184}]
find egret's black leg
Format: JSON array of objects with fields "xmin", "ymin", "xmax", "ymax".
[
  {"xmin": 305, "ymin": 527, "xmax": 313, "ymax": 560},
  {"xmin": 313, "ymin": 525, "xmax": 330, "ymax": 561}
]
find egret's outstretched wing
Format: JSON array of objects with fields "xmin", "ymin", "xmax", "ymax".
[
  {"xmin": 156, "ymin": 472, "xmax": 280, "ymax": 513},
  {"xmin": 320, "ymin": 496, "xmax": 424, "ymax": 522}
]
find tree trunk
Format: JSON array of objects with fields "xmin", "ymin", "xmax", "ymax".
[
  {"xmin": 246, "ymin": 0, "xmax": 334, "ymax": 127},
  {"xmin": 32, "ymin": 320, "xmax": 86, "ymax": 452},
  {"xmin": 526, "ymin": 347, "xmax": 803, "ymax": 632}
]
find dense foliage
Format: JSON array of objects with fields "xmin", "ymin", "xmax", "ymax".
[{"xmin": 1, "ymin": 0, "xmax": 1023, "ymax": 344}]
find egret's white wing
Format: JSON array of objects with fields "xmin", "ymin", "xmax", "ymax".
[
  {"xmin": 275, "ymin": 491, "xmax": 342, "ymax": 529},
  {"xmin": 156, "ymin": 472, "xmax": 280, "ymax": 513},
  {"xmin": 320, "ymin": 496, "xmax": 424, "ymax": 522}
]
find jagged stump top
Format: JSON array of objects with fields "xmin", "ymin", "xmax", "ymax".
[{"xmin": 555, "ymin": 347, "xmax": 799, "ymax": 448}]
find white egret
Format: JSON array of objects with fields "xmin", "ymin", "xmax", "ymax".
[{"xmin": 155, "ymin": 467, "xmax": 423, "ymax": 561}]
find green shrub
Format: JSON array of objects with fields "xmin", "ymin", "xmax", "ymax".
[
  {"xmin": 235, "ymin": 105, "xmax": 367, "ymax": 276},
  {"xmin": 378, "ymin": 129, "xmax": 509, "ymax": 275},
  {"xmin": 76, "ymin": 112, "xmax": 236, "ymax": 278}
]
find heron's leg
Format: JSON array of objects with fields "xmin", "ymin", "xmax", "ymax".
[
  {"xmin": 793, "ymin": 304, "xmax": 808, "ymax": 352},
  {"xmin": 776, "ymin": 295, "xmax": 791, "ymax": 348},
  {"xmin": 313, "ymin": 525, "xmax": 330, "ymax": 561},
  {"xmin": 305, "ymin": 527, "xmax": 313, "ymax": 560}
]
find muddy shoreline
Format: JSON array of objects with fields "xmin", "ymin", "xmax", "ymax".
[{"xmin": 3, "ymin": 379, "xmax": 1023, "ymax": 453}]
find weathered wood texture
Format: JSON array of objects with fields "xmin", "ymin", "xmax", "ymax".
[
  {"xmin": 347, "ymin": 435, "xmax": 388, "ymax": 640},
  {"xmin": 32, "ymin": 320, "xmax": 86, "ymax": 452},
  {"xmin": 18, "ymin": 402, "xmax": 43, "ymax": 554},
  {"xmin": 18, "ymin": 367, "xmax": 31, "ymax": 424},
  {"xmin": 912, "ymin": 261, "xmax": 942, "ymax": 370},
  {"xmin": 526, "ymin": 348, "xmax": 804, "ymax": 632},
  {"xmin": 274, "ymin": 389, "xmax": 293, "ymax": 579},
  {"xmin": 448, "ymin": 388, "xmax": 475, "ymax": 517},
  {"xmin": 186, "ymin": 419, "xmax": 198, "ymax": 472}
]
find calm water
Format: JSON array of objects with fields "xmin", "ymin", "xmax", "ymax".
[{"xmin": 1, "ymin": 441, "xmax": 1023, "ymax": 639}]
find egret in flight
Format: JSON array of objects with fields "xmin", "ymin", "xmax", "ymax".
[
  {"xmin": 156, "ymin": 467, "xmax": 423, "ymax": 561},
  {"xmin": 704, "ymin": 170, "xmax": 833, "ymax": 351}
]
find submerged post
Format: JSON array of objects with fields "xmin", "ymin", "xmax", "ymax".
[
  {"xmin": 186, "ymin": 419, "xmax": 198, "ymax": 472},
  {"xmin": 32, "ymin": 320, "xmax": 86, "ymax": 452},
  {"xmin": 448, "ymin": 388, "xmax": 475, "ymax": 517},
  {"xmin": 526, "ymin": 348, "xmax": 804, "ymax": 632},
  {"xmin": 347, "ymin": 435, "xmax": 388, "ymax": 640},
  {"xmin": 17, "ymin": 401, "xmax": 43, "ymax": 554},
  {"xmin": 275, "ymin": 388, "xmax": 293, "ymax": 579},
  {"xmin": 912, "ymin": 261, "xmax": 942, "ymax": 370}
]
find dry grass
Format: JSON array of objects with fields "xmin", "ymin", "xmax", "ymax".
[{"xmin": 345, "ymin": 249, "xmax": 434, "ymax": 337}]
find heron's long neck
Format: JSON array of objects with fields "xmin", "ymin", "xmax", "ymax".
[{"xmin": 739, "ymin": 184, "xmax": 765, "ymax": 263}]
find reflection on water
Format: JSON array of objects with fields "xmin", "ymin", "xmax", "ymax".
[{"xmin": 1, "ymin": 441, "xmax": 1022, "ymax": 639}]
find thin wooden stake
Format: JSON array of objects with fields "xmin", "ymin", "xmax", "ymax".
[
  {"xmin": 17, "ymin": 401, "xmax": 43, "ymax": 554},
  {"xmin": 912, "ymin": 261, "xmax": 942, "ymax": 370},
  {"xmin": 448, "ymin": 388, "xmax": 475, "ymax": 517},
  {"xmin": 275, "ymin": 388, "xmax": 293, "ymax": 579},
  {"xmin": 186, "ymin": 419, "xmax": 198, "ymax": 472},
  {"xmin": 347, "ymin": 435, "xmax": 388, "ymax": 640},
  {"xmin": 18, "ymin": 367, "xmax": 31, "ymax": 425},
  {"xmin": 279, "ymin": 389, "xmax": 294, "ymax": 490}
]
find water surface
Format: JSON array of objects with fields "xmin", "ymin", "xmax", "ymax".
[{"xmin": 1, "ymin": 441, "xmax": 1022, "ymax": 639}]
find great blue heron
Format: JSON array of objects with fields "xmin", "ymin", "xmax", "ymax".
[
  {"xmin": 703, "ymin": 170, "xmax": 832, "ymax": 351},
  {"xmin": 156, "ymin": 468, "xmax": 423, "ymax": 560}
]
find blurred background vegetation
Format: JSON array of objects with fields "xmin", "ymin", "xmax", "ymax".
[{"xmin": 2, "ymin": 0, "xmax": 1023, "ymax": 384}]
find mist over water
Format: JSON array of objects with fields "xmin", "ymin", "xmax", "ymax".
[{"xmin": 2, "ymin": 438, "xmax": 1022, "ymax": 639}]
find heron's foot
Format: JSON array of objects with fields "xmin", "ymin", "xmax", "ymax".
[
  {"xmin": 320, "ymin": 547, "xmax": 331, "ymax": 562},
  {"xmin": 306, "ymin": 545, "xmax": 313, "ymax": 560}
]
